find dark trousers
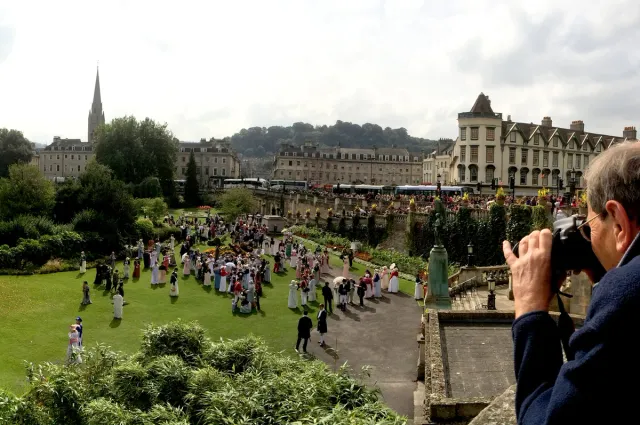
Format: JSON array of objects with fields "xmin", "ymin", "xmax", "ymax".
[
  {"xmin": 324, "ymin": 297, "xmax": 333, "ymax": 313},
  {"xmin": 296, "ymin": 335, "xmax": 309, "ymax": 352},
  {"xmin": 255, "ymin": 296, "xmax": 260, "ymax": 311},
  {"xmin": 359, "ymin": 294, "xmax": 364, "ymax": 307}
]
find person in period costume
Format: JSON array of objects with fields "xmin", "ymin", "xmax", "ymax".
[
  {"xmin": 290, "ymin": 248, "xmax": 298, "ymax": 268},
  {"xmin": 219, "ymin": 266, "xmax": 228, "ymax": 292},
  {"xmin": 109, "ymin": 252, "xmax": 116, "ymax": 269},
  {"xmin": 170, "ymin": 269, "xmax": 179, "ymax": 297},
  {"xmin": 81, "ymin": 281, "xmax": 91, "ymax": 305},
  {"xmin": 214, "ymin": 265, "xmax": 221, "ymax": 290},
  {"xmin": 143, "ymin": 250, "xmax": 151, "ymax": 269},
  {"xmin": 273, "ymin": 252, "xmax": 281, "ymax": 273},
  {"xmin": 285, "ymin": 240, "xmax": 292, "ymax": 258},
  {"xmin": 357, "ymin": 279, "xmax": 366, "ymax": 307},
  {"xmin": 111, "ymin": 270, "xmax": 120, "ymax": 292},
  {"xmin": 373, "ymin": 269, "xmax": 382, "ymax": 298},
  {"xmin": 296, "ymin": 262, "xmax": 303, "ymax": 279},
  {"xmin": 123, "ymin": 257, "xmax": 130, "ymax": 279},
  {"xmin": 321, "ymin": 251, "xmax": 330, "ymax": 275},
  {"xmin": 159, "ymin": 263, "xmax": 167, "ymax": 284},
  {"xmin": 117, "ymin": 279, "xmax": 125, "ymax": 302},
  {"xmin": 317, "ymin": 305, "xmax": 328, "ymax": 347},
  {"xmin": 133, "ymin": 258, "xmax": 141, "ymax": 278},
  {"xmin": 155, "ymin": 242, "xmax": 161, "ymax": 256},
  {"xmin": 263, "ymin": 261, "xmax": 271, "ymax": 283},
  {"xmin": 342, "ymin": 256, "xmax": 350, "ymax": 279},
  {"xmin": 79, "ymin": 251, "xmax": 86, "ymax": 273},
  {"xmin": 271, "ymin": 238, "xmax": 278, "ymax": 255},
  {"xmin": 381, "ymin": 266, "xmax": 390, "ymax": 290},
  {"xmin": 288, "ymin": 280, "xmax": 299, "ymax": 309},
  {"xmin": 363, "ymin": 272, "xmax": 374, "ymax": 298},
  {"xmin": 105, "ymin": 267, "xmax": 113, "ymax": 291},
  {"xmin": 113, "ymin": 293, "xmax": 124, "ymax": 319},
  {"xmin": 414, "ymin": 273, "xmax": 423, "ymax": 300},
  {"xmin": 66, "ymin": 325, "xmax": 82, "ymax": 364},
  {"xmin": 321, "ymin": 282, "xmax": 333, "ymax": 314},
  {"xmin": 93, "ymin": 263, "xmax": 102, "ymax": 286},
  {"xmin": 338, "ymin": 279, "xmax": 348, "ymax": 311},
  {"xmin": 388, "ymin": 266, "xmax": 400, "ymax": 293},
  {"xmin": 238, "ymin": 293, "xmax": 252, "ymax": 314},
  {"xmin": 203, "ymin": 264, "xmax": 212, "ymax": 287},
  {"xmin": 233, "ymin": 280, "xmax": 243, "ymax": 303},
  {"xmin": 308, "ymin": 276, "xmax": 317, "ymax": 302},
  {"xmin": 169, "ymin": 235, "xmax": 175, "ymax": 253},
  {"xmin": 137, "ymin": 239, "xmax": 144, "ymax": 260},
  {"xmin": 182, "ymin": 254, "xmax": 191, "ymax": 276},
  {"xmin": 75, "ymin": 317, "xmax": 83, "ymax": 347},
  {"xmin": 150, "ymin": 250, "xmax": 158, "ymax": 268},
  {"xmin": 247, "ymin": 281, "xmax": 256, "ymax": 308},
  {"xmin": 300, "ymin": 279, "xmax": 309, "ymax": 308},
  {"xmin": 296, "ymin": 310, "xmax": 313, "ymax": 353},
  {"xmin": 151, "ymin": 263, "xmax": 159, "ymax": 285}
]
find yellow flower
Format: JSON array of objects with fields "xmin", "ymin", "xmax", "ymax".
[
  {"xmin": 537, "ymin": 188, "xmax": 550, "ymax": 198},
  {"xmin": 496, "ymin": 187, "xmax": 506, "ymax": 198},
  {"xmin": 409, "ymin": 197, "xmax": 415, "ymax": 205},
  {"xmin": 462, "ymin": 192, "xmax": 469, "ymax": 201},
  {"xmin": 371, "ymin": 203, "xmax": 377, "ymax": 209}
]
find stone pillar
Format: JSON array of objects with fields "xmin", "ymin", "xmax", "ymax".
[
  {"xmin": 334, "ymin": 197, "xmax": 340, "ymax": 211},
  {"xmin": 567, "ymin": 273, "xmax": 592, "ymax": 316},
  {"xmin": 313, "ymin": 196, "xmax": 317, "ymax": 206},
  {"xmin": 425, "ymin": 245, "xmax": 451, "ymax": 309}
]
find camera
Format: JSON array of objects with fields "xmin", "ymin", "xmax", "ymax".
[{"xmin": 513, "ymin": 214, "xmax": 606, "ymax": 285}]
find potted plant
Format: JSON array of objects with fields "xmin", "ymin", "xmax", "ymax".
[
  {"xmin": 327, "ymin": 208, "xmax": 333, "ymax": 217},
  {"xmin": 296, "ymin": 210, "xmax": 301, "ymax": 218},
  {"xmin": 537, "ymin": 187, "xmax": 550, "ymax": 207},
  {"xmin": 316, "ymin": 207, "xmax": 321, "ymax": 218},
  {"xmin": 461, "ymin": 192, "xmax": 470, "ymax": 207},
  {"xmin": 495, "ymin": 187, "xmax": 506, "ymax": 205},
  {"xmin": 409, "ymin": 197, "xmax": 416, "ymax": 212},
  {"xmin": 287, "ymin": 210, "xmax": 292, "ymax": 219},
  {"xmin": 578, "ymin": 191, "xmax": 588, "ymax": 215},
  {"xmin": 305, "ymin": 208, "xmax": 311, "ymax": 218},
  {"xmin": 371, "ymin": 203, "xmax": 377, "ymax": 213}
]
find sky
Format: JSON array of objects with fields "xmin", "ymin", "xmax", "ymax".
[{"xmin": 0, "ymin": 0, "xmax": 639, "ymax": 144}]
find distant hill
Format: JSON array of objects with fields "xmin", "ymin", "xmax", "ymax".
[{"xmin": 223, "ymin": 121, "xmax": 452, "ymax": 157}]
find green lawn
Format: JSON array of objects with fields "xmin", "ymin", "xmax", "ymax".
[{"xmin": 0, "ymin": 249, "xmax": 413, "ymax": 394}]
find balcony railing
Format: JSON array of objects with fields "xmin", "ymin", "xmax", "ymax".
[{"xmin": 458, "ymin": 112, "xmax": 503, "ymax": 119}]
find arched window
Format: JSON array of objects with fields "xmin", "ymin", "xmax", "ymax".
[
  {"xmin": 532, "ymin": 168, "xmax": 541, "ymax": 185},
  {"xmin": 552, "ymin": 169, "xmax": 560, "ymax": 187},
  {"xmin": 457, "ymin": 164, "xmax": 465, "ymax": 181},
  {"xmin": 508, "ymin": 166, "xmax": 518, "ymax": 180},
  {"xmin": 542, "ymin": 169, "xmax": 551, "ymax": 186},
  {"xmin": 469, "ymin": 165, "xmax": 478, "ymax": 182},
  {"xmin": 485, "ymin": 165, "xmax": 495, "ymax": 183},
  {"xmin": 520, "ymin": 168, "xmax": 529, "ymax": 185}
]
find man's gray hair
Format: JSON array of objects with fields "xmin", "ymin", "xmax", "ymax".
[{"xmin": 585, "ymin": 142, "xmax": 640, "ymax": 222}]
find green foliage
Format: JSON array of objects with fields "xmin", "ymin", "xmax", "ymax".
[
  {"xmin": 53, "ymin": 178, "xmax": 83, "ymax": 223},
  {"xmin": 532, "ymin": 205, "xmax": 553, "ymax": 231},
  {"xmin": 218, "ymin": 188, "xmax": 257, "ymax": 222},
  {"xmin": 136, "ymin": 177, "xmax": 164, "ymax": 199},
  {"xmin": 134, "ymin": 198, "xmax": 169, "ymax": 224},
  {"xmin": 486, "ymin": 204, "xmax": 507, "ymax": 266},
  {"xmin": 0, "ymin": 215, "xmax": 60, "ymax": 246},
  {"xmin": 135, "ymin": 218, "xmax": 156, "ymax": 242},
  {"xmin": 0, "ymin": 128, "xmax": 32, "ymax": 178},
  {"xmin": 93, "ymin": 116, "xmax": 178, "ymax": 196},
  {"xmin": 156, "ymin": 226, "xmax": 182, "ymax": 243},
  {"xmin": 0, "ymin": 164, "xmax": 55, "ymax": 220},
  {"xmin": 507, "ymin": 204, "xmax": 533, "ymax": 244},
  {"xmin": 337, "ymin": 216, "xmax": 347, "ymax": 236},
  {"xmin": 184, "ymin": 152, "xmax": 201, "ymax": 207},
  {"xmin": 1, "ymin": 321, "xmax": 402, "ymax": 425}
]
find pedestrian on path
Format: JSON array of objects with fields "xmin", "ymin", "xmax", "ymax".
[
  {"xmin": 295, "ymin": 310, "xmax": 313, "ymax": 353},
  {"xmin": 321, "ymin": 281, "xmax": 333, "ymax": 314},
  {"xmin": 317, "ymin": 304, "xmax": 327, "ymax": 347}
]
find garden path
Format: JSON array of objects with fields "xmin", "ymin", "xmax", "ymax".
[{"xmin": 305, "ymin": 266, "xmax": 421, "ymax": 420}]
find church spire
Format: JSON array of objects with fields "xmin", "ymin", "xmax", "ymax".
[{"xmin": 88, "ymin": 66, "xmax": 105, "ymax": 142}]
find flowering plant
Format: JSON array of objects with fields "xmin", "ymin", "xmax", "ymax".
[
  {"xmin": 409, "ymin": 197, "xmax": 415, "ymax": 205},
  {"xmin": 578, "ymin": 191, "xmax": 588, "ymax": 207},
  {"xmin": 496, "ymin": 187, "xmax": 506, "ymax": 199},
  {"xmin": 371, "ymin": 203, "xmax": 377, "ymax": 210},
  {"xmin": 462, "ymin": 192, "xmax": 470, "ymax": 201},
  {"xmin": 537, "ymin": 187, "xmax": 550, "ymax": 198}
]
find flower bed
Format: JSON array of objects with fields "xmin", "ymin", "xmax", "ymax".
[{"xmin": 355, "ymin": 252, "xmax": 373, "ymax": 262}]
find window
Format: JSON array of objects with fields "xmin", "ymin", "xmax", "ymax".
[
  {"xmin": 520, "ymin": 169, "xmax": 527, "ymax": 185},
  {"xmin": 458, "ymin": 167, "xmax": 465, "ymax": 181},
  {"xmin": 567, "ymin": 154, "xmax": 573, "ymax": 168},
  {"xmin": 533, "ymin": 150, "xmax": 539, "ymax": 166},
  {"xmin": 297, "ymin": 161, "xmax": 300, "ymax": 166},
  {"xmin": 77, "ymin": 165, "xmax": 80, "ymax": 172},
  {"xmin": 182, "ymin": 167, "xmax": 186, "ymax": 174},
  {"xmin": 56, "ymin": 165, "xmax": 60, "ymax": 172},
  {"xmin": 214, "ymin": 157, "xmax": 218, "ymax": 163},
  {"xmin": 71, "ymin": 155, "xmax": 74, "ymax": 160},
  {"xmin": 470, "ymin": 146, "xmax": 478, "ymax": 163},
  {"xmin": 222, "ymin": 169, "xmax": 226, "ymax": 176},
  {"xmin": 486, "ymin": 167, "xmax": 494, "ymax": 182},
  {"xmin": 471, "ymin": 127, "xmax": 479, "ymax": 140},
  {"xmin": 534, "ymin": 134, "xmax": 540, "ymax": 145},
  {"xmin": 532, "ymin": 172, "xmax": 539, "ymax": 185},
  {"xmin": 84, "ymin": 155, "xmax": 88, "ymax": 160},
  {"xmin": 460, "ymin": 128, "xmax": 467, "ymax": 140},
  {"xmin": 576, "ymin": 154, "xmax": 581, "ymax": 169},
  {"xmin": 182, "ymin": 157, "xmax": 186, "ymax": 162},
  {"xmin": 222, "ymin": 158, "xmax": 226, "ymax": 164},
  {"xmin": 509, "ymin": 147, "xmax": 516, "ymax": 164},
  {"xmin": 521, "ymin": 149, "xmax": 528, "ymax": 165},
  {"xmin": 213, "ymin": 168, "xmax": 217, "ymax": 175},
  {"xmin": 583, "ymin": 143, "xmax": 588, "ymax": 151},
  {"xmin": 510, "ymin": 132, "xmax": 517, "ymax": 143},
  {"xmin": 542, "ymin": 173, "xmax": 549, "ymax": 186},
  {"xmin": 584, "ymin": 155, "xmax": 589, "ymax": 168},
  {"xmin": 64, "ymin": 154, "xmax": 68, "ymax": 159},
  {"xmin": 56, "ymin": 155, "xmax": 60, "ymax": 160},
  {"xmin": 486, "ymin": 127, "xmax": 495, "ymax": 141},
  {"xmin": 553, "ymin": 136, "xmax": 559, "ymax": 147},
  {"xmin": 552, "ymin": 152, "xmax": 559, "ymax": 167},
  {"xmin": 543, "ymin": 151, "xmax": 549, "ymax": 167},
  {"xmin": 460, "ymin": 146, "xmax": 466, "ymax": 162},
  {"xmin": 289, "ymin": 161, "xmax": 292, "ymax": 166},
  {"xmin": 205, "ymin": 167, "xmax": 209, "ymax": 175},
  {"xmin": 552, "ymin": 173, "xmax": 558, "ymax": 187},
  {"xmin": 49, "ymin": 165, "xmax": 52, "ymax": 171},
  {"xmin": 470, "ymin": 166, "xmax": 478, "ymax": 182},
  {"xmin": 486, "ymin": 146, "xmax": 494, "ymax": 163}
]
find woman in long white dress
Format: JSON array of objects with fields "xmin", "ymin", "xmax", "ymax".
[
  {"xmin": 381, "ymin": 266, "xmax": 390, "ymax": 290},
  {"xmin": 388, "ymin": 267, "xmax": 400, "ymax": 293},
  {"xmin": 290, "ymin": 249, "xmax": 298, "ymax": 268},
  {"xmin": 113, "ymin": 294, "xmax": 124, "ymax": 318},
  {"xmin": 308, "ymin": 278, "xmax": 317, "ymax": 302},
  {"xmin": 182, "ymin": 255, "xmax": 191, "ymax": 276},
  {"xmin": 414, "ymin": 274, "xmax": 423, "ymax": 300},
  {"xmin": 342, "ymin": 256, "xmax": 350, "ymax": 278},
  {"xmin": 219, "ymin": 266, "xmax": 227, "ymax": 292},
  {"xmin": 151, "ymin": 264, "xmax": 159, "ymax": 285},
  {"xmin": 203, "ymin": 265, "xmax": 212, "ymax": 287},
  {"xmin": 79, "ymin": 252, "xmax": 86, "ymax": 273},
  {"xmin": 170, "ymin": 269, "xmax": 179, "ymax": 297},
  {"xmin": 288, "ymin": 280, "xmax": 298, "ymax": 308},
  {"xmin": 123, "ymin": 257, "xmax": 130, "ymax": 279}
]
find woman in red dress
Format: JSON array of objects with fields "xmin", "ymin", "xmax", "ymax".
[{"xmin": 133, "ymin": 258, "xmax": 141, "ymax": 278}]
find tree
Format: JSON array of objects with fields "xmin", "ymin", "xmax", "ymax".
[
  {"xmin": 136, "ymin": 176, "xmax": 163, "ymax": 198},
  {"xmin": 218, "ymin": 188, "xmax": 257, "ymax": 221},
  {"xmin": 0, "ymin": 128, "xmax": 33, "ymax": 177},
  {"xmin": 184, "ymin": 151, "xmax": 201, "ymax": 206},
  {"xmin": 53, "ymin": 178, "xmax": 83, "ymax": 223},
  {"xmin": 0, "ymin": 164, "xmax": 55, "ymax": 220},
  {"xmin": 93, "ymin": 116, "xmax": 178, "ymax": 195}
]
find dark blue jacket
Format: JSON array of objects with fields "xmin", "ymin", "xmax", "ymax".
[{"xmin": 512, "ymin": 255, "xmax": 640, "ymax": 424}]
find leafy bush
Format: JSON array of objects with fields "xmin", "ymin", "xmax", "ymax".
[
  {"xmin": 507, "ymin": 204, "xmax": 532, "ymax": 244},
  {"xmin": 0, "ymin": 215, "xmax": 59, "ymax": 247},
  {"xmin": 136, "ymin": 177, "xmax": 164, "ymax": 199},
  {"xmin": 156, "ymin": 226, "xmax": 182, "ymax": 243},
  {"xmin": 532, "ymin": 205, "xmax": 553, "ymax": 231},
  {"xmin": 1, "ymin": 321, "xmax": 404, "ymax": 425},
  {"xmin": 135, "ymin": 218, "xmax": 155, "ymax": 242}
]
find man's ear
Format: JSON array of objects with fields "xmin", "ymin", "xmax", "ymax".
[{"xmin": 605, "ymin": 200, "xmax": 636, "ymax": 254}]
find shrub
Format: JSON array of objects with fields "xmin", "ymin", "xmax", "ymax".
[
  {"xmin": 135, "ymin": 218, "xmax": 155, "ymax": 242},
  {"xmin": 0, "ymin": 215, "xmax": 58, "ymax": 247},
  {"xmin": 507, "ymin": 204, "xmax": 532, "ymax": 244},
  {"xmin": 140, "ymin": 321, "xmax": 209, "ymax": 366},
  {"xmin": 156, "ymin": 226, "xmax": 182, "ymax": 243},
  {"xmin": 144, "ymin": 356, "xmax": 192, "ymax": 407},
  {"xmin": 201, "ymin": 335, "xmax": 267, "ymax": 374}
]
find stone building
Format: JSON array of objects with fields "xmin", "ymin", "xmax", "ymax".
[
  {"xmin": 449, "ymin": 93, "xmax": 638, "ymax": 196},
  {"xmin": 176, "ymin": 140, "xmax": 241, "ymax": 188},
  {"xmin": 272, "ymin": 142, "xmax": 423, "ymax": 185},
  {"xmin": 88, "ymin": 68, "xmax": 105, "ymax": 142},
  {"xmin": 40, "ymin": 137, "xmax": 93, "ymax": 180},
  {"xmin": 422, "ymin": 140, "xmax": 454, "ymax": 184}
]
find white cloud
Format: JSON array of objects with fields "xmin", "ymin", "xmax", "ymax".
[{"xmin": 0, "ymin": 0, "xmax": 638, "ymax": 144}]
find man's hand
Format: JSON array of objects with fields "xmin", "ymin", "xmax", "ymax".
[{"xmin": 503, "ymin": 229, "xmax": 554, "ymax": 318}]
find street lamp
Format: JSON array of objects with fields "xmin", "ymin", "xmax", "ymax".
[
  {"xmin": 436, "ymin": 173, "xmax": 442, "ymax": 197},
  {"xmin": 570, "ymin": 167, "xmax": 577, "ymax": 201},
  {"xmin": 467, "ymin": 243, "xmax": 474, "ymax": 267},
  {"xmin": 487, "ymin": 273, "xmax": 496, "ymax": 310}
]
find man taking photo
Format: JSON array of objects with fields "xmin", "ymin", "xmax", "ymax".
[{"xmin": 503, "ymin": 142, "xmax": 640, "ymax": 424}]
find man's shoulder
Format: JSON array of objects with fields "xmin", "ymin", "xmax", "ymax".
[{"xmin": 595, "ymin": 256, "xmax": 640, "ymax": 297}]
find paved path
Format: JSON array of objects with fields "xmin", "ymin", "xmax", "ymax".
[{"xmin": 303, "ymin": 270, "xmax": 422, "ymax": 419}]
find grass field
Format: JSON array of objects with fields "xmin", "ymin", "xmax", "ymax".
[{"xmin": 0, "ymin": 248, "xmax": 414, "ymax": 394}]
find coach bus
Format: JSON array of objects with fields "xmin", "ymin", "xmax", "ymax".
[
  {"xmin": 331, "ymin": 184, "xmax": 393, "ymax": 195},
  {"xmin": 394, "ymin": 185, "xmax": 474, "ymax": 197},
  {"xmin": 269, "ymin": 180, "xmax": 309, "ymax": 191},
  {"xmin": 223, "ymin": 178, "xmax": 268, "ymax": 190}
]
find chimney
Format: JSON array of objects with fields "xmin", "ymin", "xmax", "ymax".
[
  {"xmin": 507, "ymin": 115, "xmax": 512, "ymax": 122},
  {"xmin": 570, "ymin": 120, "xmax": 585, "ymax": 132},
  {"xmin": 623, "ymin": 126, "xmax": 637, "ymax": 140}
]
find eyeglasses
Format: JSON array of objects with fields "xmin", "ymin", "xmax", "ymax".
[{"xmin": 577, "ymin": 212, "xmax": 605, "ymax": 242}]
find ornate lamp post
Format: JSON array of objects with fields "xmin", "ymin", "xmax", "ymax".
[
  {"xmin": 436, "ymin": 173, "xmax": 442, "ymax": 198},
  {"xmin": 570, "ymin": 167, "xmax": 577, "ymax": 201},
  {"xmin": 467, "ymin": 242, "xmax": 474, "ymax": 267},
  {"xmin": 487, "ymin": 274, "xmax": 496, "ymax": 310}
]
